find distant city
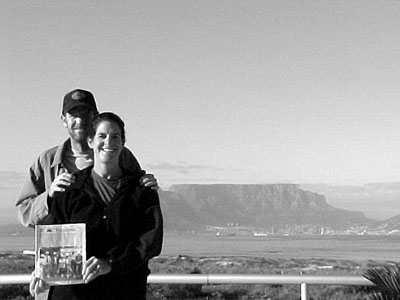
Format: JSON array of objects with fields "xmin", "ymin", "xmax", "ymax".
[{"xmin": 206, "ymin": 222, "xmax": 400, "ymax": 236}]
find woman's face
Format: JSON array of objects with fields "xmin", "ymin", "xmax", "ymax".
[{"xmin": 89, "ymin": 120, "xmax": 124, "ymax": 165}]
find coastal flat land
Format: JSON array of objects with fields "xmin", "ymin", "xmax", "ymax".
[
  {"xmin": 160, "ymin": 233, "xmax": 400, "ymax": 262},
  {"xmin": 2, "ymin": 231, "xmax": 400, "ymax": 262},
  {"xmin": 0, "ymin": 232, "xmax": 394, "ymax": 299}
]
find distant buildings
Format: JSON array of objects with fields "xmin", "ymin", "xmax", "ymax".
[{"xmin": 206, "ymin": 222, "xmax": 400, "ymax": 236}]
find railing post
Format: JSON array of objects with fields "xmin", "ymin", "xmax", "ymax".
[{"xmin": 301, "ymin": 282, "xmax": 308, "ymax": 300}]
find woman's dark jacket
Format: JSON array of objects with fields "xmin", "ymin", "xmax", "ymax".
[{"xmin": 41, "ymin": 167, "xmax": 163, "ymax": 300}]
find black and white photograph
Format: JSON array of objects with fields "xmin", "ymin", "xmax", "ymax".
[{"xmin": 2, "ymin": 1, "xmax": 400, "ymax": 299}]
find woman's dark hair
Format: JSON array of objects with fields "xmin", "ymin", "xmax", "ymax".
[{"xmin": 89, "ymin": 112, "xmax": 126, "ymax": 144}]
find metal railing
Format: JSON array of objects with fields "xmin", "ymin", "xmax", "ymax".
[{"xmin": 0, "ymin": 273, "xmax": 374, "ymax": 300}]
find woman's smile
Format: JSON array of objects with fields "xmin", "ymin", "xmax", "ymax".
[{"xmin": 89, "ymin": 120, "xmax": 123, "ymax": 163}]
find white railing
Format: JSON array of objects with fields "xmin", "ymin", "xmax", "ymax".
[{"xmin": 0, "ymin": 274, "xmax": 374, "ymax": 300}]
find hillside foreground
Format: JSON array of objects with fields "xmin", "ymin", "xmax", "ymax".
[{"xmin": 0, "ymin": 251, "xmax": 386, "ymax": 299}]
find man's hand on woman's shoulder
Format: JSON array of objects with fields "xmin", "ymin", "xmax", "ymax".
[{"xmin": 140, "ymin": 173, "xmax": 159, "ymax": 191}]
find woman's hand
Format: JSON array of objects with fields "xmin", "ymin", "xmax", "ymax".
[
  {"xmin": 83, "ymin": 256, "xmax": 111, "ymax": 283},
  {"xmin": 29, "ymin": 271, "xmax": 49, "ymax": 296}
]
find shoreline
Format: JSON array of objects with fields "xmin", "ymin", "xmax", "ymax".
[{"xmin": 1, "ymin": 232, "xmax": 400, "ymax": 262}]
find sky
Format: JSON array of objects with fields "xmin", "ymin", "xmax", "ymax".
[{"xmin": 2, "ymin": 0, "xmax": 400, "ymax": 191}]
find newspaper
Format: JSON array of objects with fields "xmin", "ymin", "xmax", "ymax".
[{"xmin": 35, "ymin": 223, "xmax": 86, "ymax": 285}]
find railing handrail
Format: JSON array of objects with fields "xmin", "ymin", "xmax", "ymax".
[{"xmin": 0, "ymin": 273, "xmax": 374, "ymax": 286}]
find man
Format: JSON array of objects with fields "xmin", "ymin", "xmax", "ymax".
[{"xmin": 16, "ymin": 88, "xmax": 158, "ymax": 227}]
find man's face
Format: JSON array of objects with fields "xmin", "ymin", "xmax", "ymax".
[{"xmin": 61, "ymin": 107, "xmax": 96, "ymax": 142}]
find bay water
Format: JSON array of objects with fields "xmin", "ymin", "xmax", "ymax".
[{"xmin": 3, "ymin": 231, "xmax": 400, "ymax": 262}]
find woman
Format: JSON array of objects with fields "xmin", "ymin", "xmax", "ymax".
[{"xmin": 32, "ymin": 112, "xmax": 163, "ymax": 300}]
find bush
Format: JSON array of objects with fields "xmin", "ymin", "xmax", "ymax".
[
  {"xmin": 0, "ymin": 285, "xmax": 33, "ymax": 300},
  {"xmin": 364, "ymin": 264, "xmax": 400, "ymax": 300}
]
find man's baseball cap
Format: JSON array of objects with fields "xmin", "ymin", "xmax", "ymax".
[{"xmin": 62, "ymin": 89, "xmax": 98, "ymax": 115}]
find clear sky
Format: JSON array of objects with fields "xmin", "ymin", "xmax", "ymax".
[{"xmin": 2, "ymin": 0, "xmax": 400, "ymax": 189}]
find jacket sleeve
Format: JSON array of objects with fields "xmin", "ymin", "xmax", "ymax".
[
  {"xmin": 107, "ymin": 189, "xmax": 163, "ymax": 275},
  {"xmin": 40, "ymin": 192, "xmax": 69, "ymax": 225},
  {"xmin": 119, "ymin": 147, "xmax": 142, "ymax": 173},
  {"xmin": 15, "ymin": 157, "xmax": 51, "ymax": 227}
]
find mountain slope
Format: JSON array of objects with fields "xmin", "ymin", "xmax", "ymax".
[{"xmin": 161, "ymin": 184, "xmax": 368, "ymax": 230}]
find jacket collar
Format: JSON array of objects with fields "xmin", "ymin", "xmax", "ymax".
[
  {"xmin": 75, "ymin": 166, "xmax": 145, "ymax": 190},
  {"xmin": 50, "ymin": 139, "xmax": 72, "ymax": 168}
]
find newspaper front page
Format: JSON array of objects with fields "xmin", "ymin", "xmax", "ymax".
[{"xmin": 35, "ymin": 223, "xmax": 86, "ymax": 285}]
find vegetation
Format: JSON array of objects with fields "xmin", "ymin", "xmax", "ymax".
[
  {"xmin": 364, "ymin": 264, "xmax": 400, "ymax": 300},
  {"xmin": 0, "ymin": 252, "xmax": 33, "ymax": 300},
  {"xmin": 0, "ymin": 251, "xmax": 389, "ymax": 299},
  {"xmin": 147, "ymin": 255, "xmax": 378, "ymax": 299}
]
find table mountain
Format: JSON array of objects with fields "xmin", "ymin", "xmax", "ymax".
[{"xmin": 159, "ymin": 184, "xmax": 369, "ymax": 230}]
